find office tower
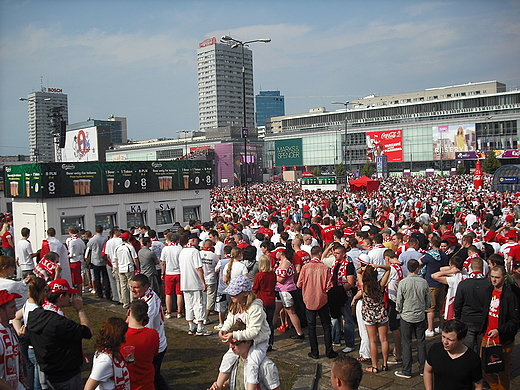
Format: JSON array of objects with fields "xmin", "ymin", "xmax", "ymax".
[
  {"xmin": 197, "ymin": 37, "xmax": 254, "ymax": 132},
  {"xmin": 24, "ymin": 88, "xmax": 68, "ymax": 162},
  {"xmin": 256, "ymin": 90, "xmax": 285, "ymax": 127}
]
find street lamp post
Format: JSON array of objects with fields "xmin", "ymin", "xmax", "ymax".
[
  {"xmin": 19, "ymin": 97, "xmax": 51, "ymax": 162},
  {"xmin": 220, "ymin": 35, "xmax": 270, "ymax": 203},
  {"xmin": 176, "ymin": 130, "xmax": 190, "ymax": 156},
  {"xmin": 331, "ymin": 101, "xmax": 350, "ymax": 173}
]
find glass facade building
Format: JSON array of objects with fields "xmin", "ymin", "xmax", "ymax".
[{"xmin": 255, "ymin": 91, "xmax": 285, "ymax": 127}]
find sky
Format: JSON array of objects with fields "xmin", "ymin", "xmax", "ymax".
[{"xmin": 1, "ymin": 0, "xmax": 519, "ymax": 156}]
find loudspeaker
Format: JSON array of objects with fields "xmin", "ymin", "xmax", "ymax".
[{"xmin": 59, "ymin": 121, "xmax": 66, "ymax": 148}]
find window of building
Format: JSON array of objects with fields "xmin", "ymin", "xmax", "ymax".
[
  {"xmin": 95, "ymin": 214, "xmax": 116, "ymax": 232},
  {"xmin": 183, "ymin": 206, "xmax": 200, "ymax": 223},
  {"xmin": 127, "ymin": 211, "xmax": 147, "ymax": 230},
  {"xmin": 60, "ymin": 216, "xmax": 84, "ymax": 236},
  {"xmin": 156, "ymin": 208, "xmax": 174, "ymax": 226}
]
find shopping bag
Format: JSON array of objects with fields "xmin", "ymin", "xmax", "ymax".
[{"xmin": 482, "ymin": 339, "xmax": 505, "ymax": 373}]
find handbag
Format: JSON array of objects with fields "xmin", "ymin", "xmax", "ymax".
[{"xmin": 481, "ymin": 338, "xmax": 505, "ymax": 373}]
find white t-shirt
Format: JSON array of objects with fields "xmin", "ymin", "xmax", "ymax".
[
  {"xmin": 160, "ymin": 244, "xmax": 182, "ymax": 275},
  {"xmin": 16, "ymin": 239, "xmax": 34, "ymax": 271},
  {"xmin": 114, "ymin": 243, "xmax": 137, "ymax": 273},
  {"xmin": 66, "ymin": 237, "xmax": 86, "ymax": 264},
  {"xmin": 179, "ymin": 247, "xmax": 204, "ymax": 291},
  {"xmin": 89, "ymin": 352, "xmax": 130, "ymax": 390},
  {"xmin": 223, "ymin": 260, "xmax": 248, "ymax": 283},
  {"xmin": 200, "ymin": 250, "xmax": 219, "ymax": 285},
  {"xmin": 105, "ymin": 237, "xmax": 123, "ymax": 265},
  {"xmin": 214, "ymin": 240, "xmax": 225, "ymax": 259}
]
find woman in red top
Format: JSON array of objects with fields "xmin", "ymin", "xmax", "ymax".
[
  {"xmin": 0, "ymin": 222, "xmax": 14, "ymax": 258},
  {"xmin": 252, "ymin": 255, "xmax": 277, "ymax": 350}
]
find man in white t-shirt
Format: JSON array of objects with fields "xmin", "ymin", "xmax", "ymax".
[
  {"xmin": 65, "ymin": 226, "xmax": 86, "ymax": 294},
  {"xmin": 161, "ymin": 233, "xmax": 183, "ymax": 319},
  {"xmin": 200, "ymin": 239, "xmax": 219, "ymax": 324},
  {"xmin": 16, "ymin": 227, "xmax": 37, "ymax": 277},
  {"xmin": 113, "ymin": 232, "xmax": 138, "ymax": 308},
  {"xmin": 104, "ymin": 227, "xmax": 122, "ymax": 303},
  {"xmin": 209, "ymin": 230, "xmax": 224, "ymax": 259},
  {"xmin": 179, "ymin": 234, "xmax": 211, "ymax": 336}
]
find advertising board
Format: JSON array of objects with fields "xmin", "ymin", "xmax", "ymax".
[
  {"xmin": 366, "ymin": 130, "xmax": 403, "ymax": 162},
  {"xmin": 4, "ymin": 160, "xmax": 213, "ymax": 198}
]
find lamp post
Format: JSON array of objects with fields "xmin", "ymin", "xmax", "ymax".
[
  {"xmin": 176, "ymin": 130, "xmax": 190, "ymax": 156},
  {"xmin": 220, "ymin": 35, "xmax": 270, "ymax": 203},
  {"xmin": 19, "ymin": 97, "xmax": 51, "ymax": 162},
  {"xmin": 331, "ymin": 101, "xmax": 350, "ymax": 173}
]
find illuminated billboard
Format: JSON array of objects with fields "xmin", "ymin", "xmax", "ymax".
[
  {"xmin": 432, "ymin": 124, "xmax": 476, "ymax": 160},
  {"xmin": 366, "ymin": 130, "xmax": 403, "ymax": 162}
]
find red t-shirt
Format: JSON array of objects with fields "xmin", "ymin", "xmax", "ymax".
[
  {"xmin": 252, "ymin": 271, "xmax": 276, "ymax": 306},
  {"xmin": 293, "ymin": 250, "xmax": 311, "ymax": 268},
  {"xmin": 321, "ymin": 225, "xmax": 337, "ymax": 245},
  {"xmin": 121, "ymin": 327, "xmax": 159, "ymax": 390},
  {"xmin": 483, "ymin": 289, "xmax": 502, "ymax": 343},
  {"xmin": 508, "ymin": 244, "xmax": 520, "ymax": 262},
  {"xmin": 1, "ymin": 231, "xmax": 13, "ymax": 249}
]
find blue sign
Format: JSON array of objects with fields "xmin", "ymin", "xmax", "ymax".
[{"xmin": 499, "ymin": 176, "xmax": 518, "ymax": 184}]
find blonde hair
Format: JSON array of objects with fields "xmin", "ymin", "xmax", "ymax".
[
  {"xmin": 258, "ymin": 255, "xmax": 272, "ymax": 273},
  {"xmin": 228, "ymin": 291, "xmax": 257, "ymax": 314},
  {"xmin": 224, "ymin": 247, "xmax": 243, "ymax": 284},
  {"xmin": 0, "ymin": 223, "xmax": 7, "ymax": 236}
]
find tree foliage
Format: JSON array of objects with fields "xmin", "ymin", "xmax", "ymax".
[
  {"xmin": 456, "ymin": 161, "xmax": 466, "ymax": 175},
  {"xmin": 311, "ymin": 167, "xmax": 321, "ymax": 176},
  {"xmin": 482, "ymin": 151, "xmax": 501, "ymax": 174},
  {"xmin": 361, "ymin": 162, "xmax": 375, "ymax": 178},
  {"xmin": 334, "ymin": 163, "xmax": 346, "ymax": 177}
]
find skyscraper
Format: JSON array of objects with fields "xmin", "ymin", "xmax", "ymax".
[
  {"xmin": 197, "ymin": 37, "xmax": 254, "ymax": 132},
  {"xmin": 256, "ymin": 90, "xmax": 285, "ymax": 127},
  {"xmin": 23, "ymin": 87, "xmax": 68, "ymax": 162}
]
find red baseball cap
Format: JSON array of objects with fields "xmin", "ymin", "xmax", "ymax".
[
  {"xmin": 48, "ymin": 279, "xmax": 78, "ymax": 294},
  {"xmin": 506, "ymin": 230, "xmax": 518, "ymax": 240},
  {"xmin": 0, "ymin": 290, "xmax": 21, "ymax": 307},
  {"xmin": 121, "ymin": 232, "xmax": 132, "ymax": 240}
]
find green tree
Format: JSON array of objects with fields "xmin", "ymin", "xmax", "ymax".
[
  {"xmin": 334, "ymin": 163, "xmax": 346, "ymax": 177},
  {"xmin": 482, "ymin": 151, "xmax": 501, "ymax": 174},
  {"xmin": 456, "ymin": 161, "xmax": 466, "ymax": 175},
  {"xmin": 311, "ymin": 167, "xmax": 321, "ymax": 176},
  {"xmin": 361, "ymin": 162, "xmax": 375, "ymax": 177}
]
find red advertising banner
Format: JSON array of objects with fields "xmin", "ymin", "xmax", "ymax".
[
  {"xmin": 190, "ymin": 146, "xmax": 211, "ymax": 153},
  {"xmin": 366, "ymin": 129, "xmax": 403, "ymax": 162}
]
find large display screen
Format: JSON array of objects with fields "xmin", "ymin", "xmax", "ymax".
[
  {"xmin": 366, "ymin": 129, "xmax": 403, "ymax": 162},
  {"xmin": 4, "ymin": 160, "xmax": 213, "ymax": 198},
  {"xmin": 432, "ymin": 123, "xmax": 476, "ymax": 160}
]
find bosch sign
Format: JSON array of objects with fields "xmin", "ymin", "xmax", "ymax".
[{"xmin": 47, "ymin": 88, "xmax": 63, "ymax": 93}]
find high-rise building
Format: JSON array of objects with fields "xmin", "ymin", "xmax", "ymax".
[
  {"xmin": 23, "ymin": 88, "xmax": 68, "ymax": 162},
  {"xmin": 256, "ymin": 90, "xmax": 285, "ymax": 127},
  {"xmin": 197, "ymin": 37, "xmax": 254, "ymax": 132}
]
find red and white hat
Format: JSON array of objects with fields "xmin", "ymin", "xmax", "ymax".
[
  {"xmin": 48, "ymin": 278, "xmax": 78, "ymax": 294},
  {"xmin": 0, "ymin": 290, "xmax": 21, "ymax": 307}
]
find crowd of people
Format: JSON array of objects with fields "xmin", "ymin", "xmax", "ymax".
[{"xmin": 0, "ymin": 173, "xmax": 520, "ymax": 389}]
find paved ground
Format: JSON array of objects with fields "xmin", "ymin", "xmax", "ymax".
[{"xmin": 84, "ymin": 295, "xmax": 520, "ymax": 390}]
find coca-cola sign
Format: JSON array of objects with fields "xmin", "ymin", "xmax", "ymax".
[{"xmin": 366, "ymin": 129, "xmax": 403, "ymax": 162}]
